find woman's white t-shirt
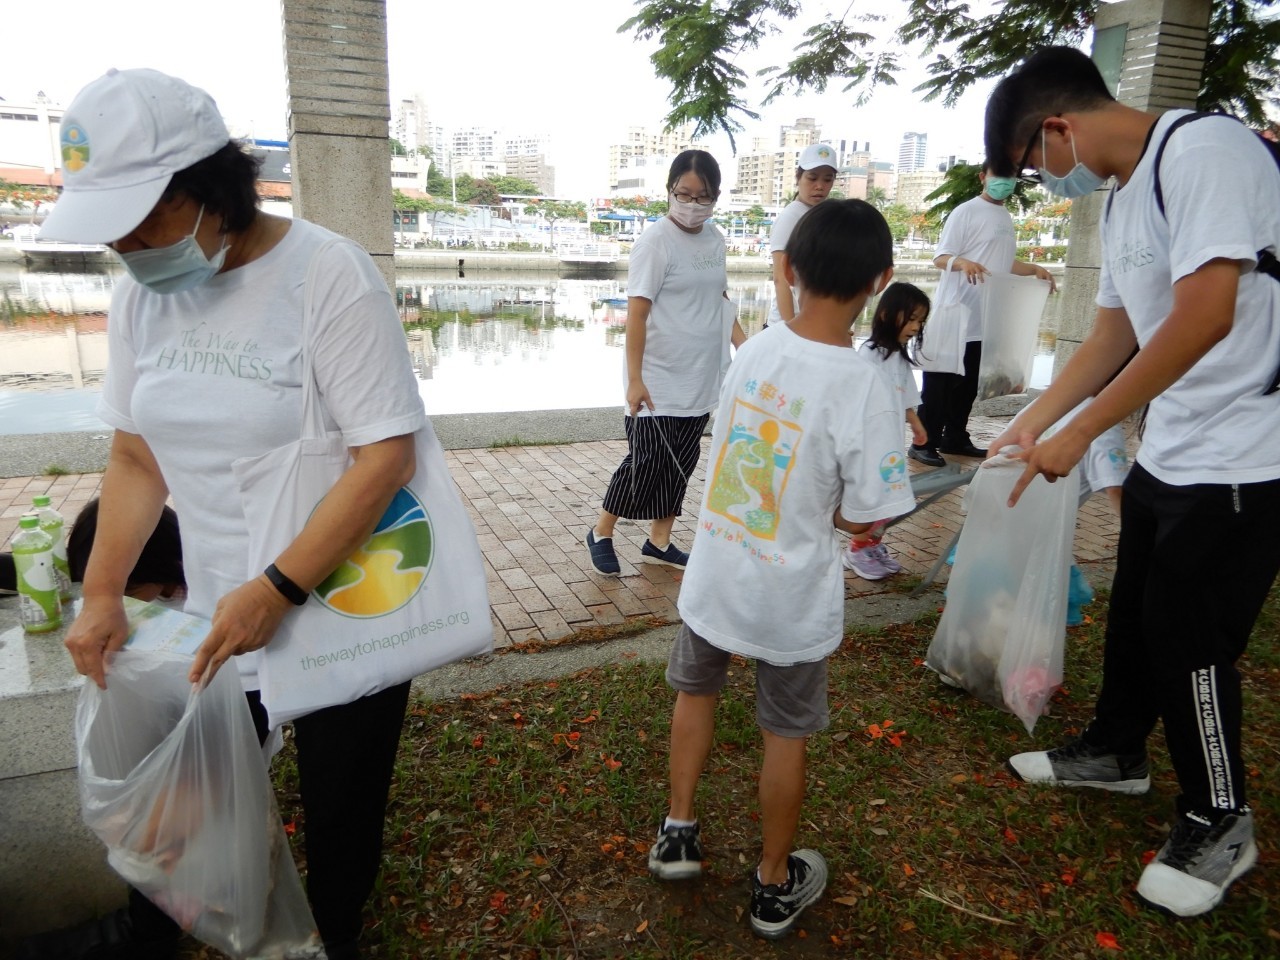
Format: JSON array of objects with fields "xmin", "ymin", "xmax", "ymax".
[
  {"xmin": 98, "ymin": 219, "xmax": 427, "ymax": 688},
  {"xmin": 624, "ymin": 215, "xmax": 729, "ymax": 417},
  {"xmin": 678, "ymin": 326, "xmax": 917, "ymax": 665},
  {"xmin": 934, "ymin": 195, "xmax": 1017, "ymax": 341},
  {"xmin": 1097, "ymin": 110, "xmax": 1280, "ymax": 485},
  {"xmin": 766, "ymin": 199, "xmax": 812, "ymax": 325}
]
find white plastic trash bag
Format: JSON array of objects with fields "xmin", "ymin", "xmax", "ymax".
[
  {"xmin": 976, "ymin": 273, "xmax": 1051, "ymax": 400},
  {"xmin": 76, "ymin": 651, "xmax": 321, "ymax": 959},
  {"xmin": 925, "ymin": 452, "xmax": 1079, "ymax": 732}
]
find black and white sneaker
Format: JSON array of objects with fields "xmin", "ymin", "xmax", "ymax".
[
  {"xmin": 1136, "ymin": 809, "xmax": 1257, "ymax": 917},
  {"xmin": 1007, "ymin": 737, "xmax": 1150, "ymax": 794},
  {"xmin": 647, "ymin": 822, "xmax": 703, "ymax": 880},
  {"xmin": 749, "ymin": 849, "xmax": 828, "ymax": 940}
]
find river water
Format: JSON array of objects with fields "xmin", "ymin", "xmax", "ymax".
[{"xmin": 0, "ymin": 264, "xmax": 1061, "ymax": 435}]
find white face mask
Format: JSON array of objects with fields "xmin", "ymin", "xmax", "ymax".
[
  {"xmin": 668, "ymin": 192, "xmax": 717, "ymax": 229},
  {"xmin": 118, "ymin": 204, "xmax": 228, "ymax": 294}
]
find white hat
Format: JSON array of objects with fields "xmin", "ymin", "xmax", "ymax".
[
  {"xmin": 797, "ymin": 143, "xmax": 838, "ymax": 171},
  {"xmin": 39, "ymin": 68, "xmax": 230, "ymax": 244}
]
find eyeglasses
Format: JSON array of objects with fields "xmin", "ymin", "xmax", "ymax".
[
  {"xmin": 672, "ymin": 192, "xmax": 715, "ymax": 206},
  {"xmin": 1016, "ymin": 115, "xmax": 1060, "ymax": 181}
]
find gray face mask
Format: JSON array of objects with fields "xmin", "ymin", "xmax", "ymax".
[
  {"xmin": 118, "ymin": 204, "xmax": 228, "ymax": 294},
  {"xmin": 1037, "ymin": 129, "xmax": 1106, "ymax": 199}
]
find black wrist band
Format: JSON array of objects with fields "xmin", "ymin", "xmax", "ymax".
[{"xmin": 264, "ymin": 563, "xmax": 308, "ymax": 605}]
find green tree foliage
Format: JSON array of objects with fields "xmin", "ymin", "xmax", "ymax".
[
  {"xmin": 880, "ymin": 202, "xmax": 914, "ymax": 243},
  {"xmin": 389, "ymin": 137, "xmax": 408, "ymax": 157},
  {"xmin": 523, "ymin": 200, "xmax": 588, "ymax": 221},
  {"xmin": 489, "ymin": 175, "xmax": 543, "ymax": 196},
  {"xmin": 865, "ymin": 185, "xmax": 888, "ymax": 209},
  {"xmin": 623, "ymin": 1, "xmax": 1280, "ymax": 142}
]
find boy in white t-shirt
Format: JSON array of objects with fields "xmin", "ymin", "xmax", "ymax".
[
  {"xmin": 647, "ymin": 200, "xmax": 914, "ymax": 940},
  {"xmin": 986, "ymin": 46, "xmax": 1280, "ymax": 917}
]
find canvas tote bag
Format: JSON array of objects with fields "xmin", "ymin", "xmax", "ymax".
[
  {"xmin": 912, "ymin": 271, "xmax": 968, "ymax": 375},
  {"xmin": 232, "ymin": 241, "xmax": 492, "ymax": 728}
]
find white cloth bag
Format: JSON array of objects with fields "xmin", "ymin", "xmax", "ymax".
[
  {"xmin": 924, "ymin": 452, "xmax": 1079, "ymax": 732},
  {"xmin": 232, "ymin": 243, "xmax": 493, "ymax": 728},
  {"xmin": 912, "ymin": 276, "xmax": 968, "ymax": 374}
]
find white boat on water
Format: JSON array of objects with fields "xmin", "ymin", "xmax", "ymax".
[
  {"xmin": 8, "ymin": 224, "xmax": 108, "ymax": 265},
  {"xmin": 556, "ymin": 240, "xmax": 620, "ymax": 266}
]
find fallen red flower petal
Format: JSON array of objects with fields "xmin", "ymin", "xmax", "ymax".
[{"xmin": 1095, "ymin": 931, "xmax": 1121, "ymax": 951}]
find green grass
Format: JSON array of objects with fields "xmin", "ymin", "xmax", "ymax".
[
  {"xmin": 184, "ymin": 585, "xmax": 1280, "ymax": 959},
  {"xmin": 42, "ymin": 464, "xmax": 70, "ymax": 476},
  {"xmin": 488, "ymin": 437, "xmax": 574, "ymax": 450}
]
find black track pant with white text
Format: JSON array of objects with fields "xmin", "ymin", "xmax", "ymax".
[{"xmin": 1085, "ymin": 463, "xmax": 1280, "ymax": 816}]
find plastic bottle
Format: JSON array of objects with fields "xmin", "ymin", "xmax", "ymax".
[
  {"xmin": 11, "ymin": 514, "xmax": 63, "ymax": 633},
  {"xmin": 32, "ymin": 494, "xmax": 73, "ymax": 603}
]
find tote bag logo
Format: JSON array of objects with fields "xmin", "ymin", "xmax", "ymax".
[{"xmin": 313, "ymin": 487, "xmax": 434, "ymax": 618}]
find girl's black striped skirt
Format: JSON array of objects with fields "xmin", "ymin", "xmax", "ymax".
[{"xmin": 601, "ymin": 413, "xmax": 710, "ymax": 520}]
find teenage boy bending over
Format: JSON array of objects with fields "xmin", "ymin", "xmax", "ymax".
[
  {"xmin": 985, "ymin": 46, "xmax": 1280, "ymax": 917},
  {"xmin": 647, "ymin": 200, "xmax": 915, "ymax": 939}
]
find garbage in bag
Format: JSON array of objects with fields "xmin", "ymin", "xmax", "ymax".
[
  {"xmin": 976, "ymin": 273, "xmax": 1051, "ymax": 401},
  {"xmin": 76, "ymin": 651, "xmax": 321, "ymax": 959},
  {"xmin": 925, "ymin": 450, "xmax": 1079, "ymax": 732}
]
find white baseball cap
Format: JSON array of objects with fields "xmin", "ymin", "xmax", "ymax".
[
  {"xmin": 39, "ymin": 68, "xmax": 230, "ymax": 244},
  {"xmin": 798, "ymin": 143, "xmax": 838, "ymax": 171}
]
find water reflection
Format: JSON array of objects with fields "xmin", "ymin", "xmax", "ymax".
[{"xmin": 0, "ymin": 265, "xmax": 1061, "ymax": 433}]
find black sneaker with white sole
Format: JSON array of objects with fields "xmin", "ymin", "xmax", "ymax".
[
  {"xmin": 1007, "ymin": 737, "xmax": 1150, "ymax": 794},
  {"xmin": 749, "ymin": 849, "xmax": 828, "ymax": 940},
  {"xmin": 1136, "ymin": 808, "xmax": 1257, "ymax": 917},
  {"xmin": 647, "ymin": 822, "xmax": 703, "ymax": 880}
]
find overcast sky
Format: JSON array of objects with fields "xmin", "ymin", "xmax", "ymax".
[{"xmin": 1, "ymin": 0, "xmax": 1009, "ymax": 198}]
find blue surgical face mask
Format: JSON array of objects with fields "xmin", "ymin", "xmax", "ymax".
[
  {"xmin": 118, "ymin": 204, "xmax": 228, "ymax": 294},
  {"xmin": 1037, "ymin": 128, "xmax": 1105, "ymax": 199},
  {"xmin": 985, "ymin": 176, "xmax": 1016, "ymax": 201}
]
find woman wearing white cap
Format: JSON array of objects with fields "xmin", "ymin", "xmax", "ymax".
[
  {"xmin": 26, "ymin": 69, "xmax": 424, "ymax": 960},
  {"xmin": 765, "ymin": 143, "xmax": 839, "ymax": 328}
]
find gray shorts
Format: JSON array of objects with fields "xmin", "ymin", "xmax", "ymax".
[{"xmin": 666, "ymin": 623, "xmax": 830, "ymax": 738}]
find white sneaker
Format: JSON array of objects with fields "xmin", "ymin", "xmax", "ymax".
[
  {"xmin": 1136, "ymin": 809, "xmax": 1257, "ymax": 917},
  {"xmin": 843, "ymin": 543, "xmax": 892, "ymax": 580}
]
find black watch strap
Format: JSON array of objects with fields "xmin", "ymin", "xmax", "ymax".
[{"xmin": 264, "ymin": 563, "xmax": 308, "ymax": 605}]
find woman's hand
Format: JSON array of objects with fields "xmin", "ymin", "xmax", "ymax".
[
  {"xmin": 1033, "ymin": 264, "xmax": 1058, "ymax": 293},
  {"xmin": 627, "ymin": 378, "xmax": 655, "ymax": 416},
  {"xmin": 954, "ymin": 257, "xmax": 990, "ymax": 285},
  {"xmin": 65, "ymin": 595, "xmax": 131, "ymax": 689},
  {"xmin": 188, "ymin": 576, "xmax": 294, "ymax": 684}
]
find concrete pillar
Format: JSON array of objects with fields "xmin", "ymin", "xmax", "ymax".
[
  {"xmin": 1053, "ymin": 0, "xmax": 1210, "ymax": 374},
  {"xmin": 282, "ymin": 0, "xmax": 395, "ymax": 289}
]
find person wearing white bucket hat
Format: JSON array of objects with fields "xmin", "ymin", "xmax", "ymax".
[{"xmin": 23, "ymin": 68, "xmax": 426, "ymax": 960}]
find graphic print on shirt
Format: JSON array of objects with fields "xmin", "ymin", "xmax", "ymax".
[
  {"xmin": 879, "ymin": 450, "xmax": 909, "ymax": 495},
  {"xmin": 313, "ymin": 487, "xmax": 435, "ymax": 617},
  {"xmin": 706, "ymin": 398, "xmax": 803, "ymax": 540},
  {"xmin": 155, "ymin": 322, "xmax": 275, "ymax": 380}
]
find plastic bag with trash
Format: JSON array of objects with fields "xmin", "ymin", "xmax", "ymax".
[
  {"xmin": 925, "ymin": 450, "xmax": 1079, "ymax": 732},
  {"xmin": 75, "ymin": 651, "xmax": 321, "ymax": 959},
  {"xmin": 976, "ymin": 273, "xmax": 1051, "ymax": 401}
]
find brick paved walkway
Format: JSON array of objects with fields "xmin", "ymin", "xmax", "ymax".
[{"xmin": 0, "ymin": 417, "xmax": 1125, "ymax": 648}]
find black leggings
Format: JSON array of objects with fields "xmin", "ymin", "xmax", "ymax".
[
  {"xmin": 1085, "ymin": 464, "xmax": 1280, "ymax": 816},
  {"xmin": 918, "ymin": 340, "xmax": 982, "ymax": 449},
  {"xmin": 130, "ymin": 681, "xmax": 411, "ymax": 948}
]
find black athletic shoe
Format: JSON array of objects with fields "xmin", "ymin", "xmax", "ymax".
[
  {"xmin": 938, "ymin": 442, "xmax": 988, "ymax": 458},
  {"xmin": 1007, "ymin": 737, "xmax": 1151, "ymax": 794},
  {"xmin": 648, "ymin": 822, "xmax": 704, "ymax": 880},
  {"xmin": 585, "ymin": 528, "xmax": 621, "ymax": 576},
  {"xmin": 749, "ymin": 850, "xmax": 828, "ymax": 940},
  {"xmin": 15, "ymin": 907, "xmax": 179, "ymax": 960},
  {"xmin": 908, "ymin": 445, "xmax": 946, "ymax": 467},
  {"xmin": 1136, "ymin": 808, "xmax": 1258, "ymax": 917}
]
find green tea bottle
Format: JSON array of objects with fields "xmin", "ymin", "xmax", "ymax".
[
  {"xmin": 32, "ymin": 494, "xmax": 73, "ymax": 603},
  {"xmin": 12, "ymin": 514, "xmax": 63, "ymax": 634}
]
